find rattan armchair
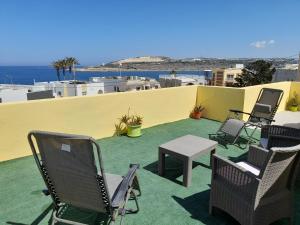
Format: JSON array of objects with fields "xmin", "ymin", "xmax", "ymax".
[
  {"xmin": 210, "ymin": 144, "xmax": 300, "ymax": 225},
  {"xmin": 260, "ymin": 125, "xmax": 300, "ymax": 149}
]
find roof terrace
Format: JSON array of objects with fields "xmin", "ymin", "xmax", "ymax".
[{"xmin": 0, "ymin": 82, "xmax": 300, "ymax": 224}]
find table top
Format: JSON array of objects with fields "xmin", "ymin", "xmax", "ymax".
[{"xmin": 159, "ymin": 135, "xmax": 218, "ymax": 158}]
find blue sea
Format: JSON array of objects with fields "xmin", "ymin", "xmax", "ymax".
[{"xmin": 0, "ymin": 66, "xmax": 210, "ymax": 85}]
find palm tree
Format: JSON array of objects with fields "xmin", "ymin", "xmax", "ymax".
[
  {"xmin": 65, "ymin": 57, "xmax": 79, "ymax": 74},
  {"xmin": 52, "ymin": 61, "xmax": 61, "ymax": 81},
  {"xmin": 60, "ymin": 59, "xmax": 68, "ymax": 80}
]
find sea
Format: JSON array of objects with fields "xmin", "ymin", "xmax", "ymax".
[{"xmin": 0, "ymin": 66, "xmax": 209, "ymax": 85}]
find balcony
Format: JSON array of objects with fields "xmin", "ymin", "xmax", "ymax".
[{"xmin": 0, "ymin": 81, "xmax": 300, "ymax": 224}]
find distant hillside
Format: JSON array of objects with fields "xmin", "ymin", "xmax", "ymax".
[
  {"xmin": 111, "ymin": 56, "xmax": 171, "ymax": 65},
  {"xmin": 79, "ymin": 56, "xmax": 297, "ymax": 72}
]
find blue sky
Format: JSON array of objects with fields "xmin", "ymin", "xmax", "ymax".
[{"xmin": 0, "ymin": 0, "xmax": 299, "ymax": 65}]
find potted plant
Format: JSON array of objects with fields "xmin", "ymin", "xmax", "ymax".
[
  {"xmin": 190, "ymin": 105, "xmax": 205, "ymax": 119},
  {"xmin": 115, "ymin": 110, "xmax": 143, "ymax": 137},
  {"xmin": 126, "ymin": 115, "xmax": 143, "ymax": 137},
  {"xmin": 288, "ymin": 92, "xmax": 299, "ymax": 112}
]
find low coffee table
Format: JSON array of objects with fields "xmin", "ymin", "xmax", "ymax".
[{"xmin": 158, "ymin": 135, "xmax": 218, "ymax": 187}]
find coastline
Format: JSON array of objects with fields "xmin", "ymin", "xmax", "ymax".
[{"xmin": 76, "ymin": 67, "xmax": 201, "ymax": 72}]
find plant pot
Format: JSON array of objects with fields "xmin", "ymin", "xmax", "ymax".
[
  {"xmin": 127, "ymin": 124, "xmax": 142, "ymax": 137},
  {"xmin": 191, "ymin": 111, "xmax": 202, "ymax": 120},
  {"xmin": 289, "ymin": 105, "xmax": 298, "ymax": 112}
]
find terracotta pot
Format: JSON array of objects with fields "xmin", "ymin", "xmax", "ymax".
[{"xmin": 191, "ymin": 111, "xmax": 202, "ymax": 119}]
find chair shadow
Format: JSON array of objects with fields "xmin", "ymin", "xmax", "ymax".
[
  {"xmin": 209, "ymin": 133, "xmax": 251, "ymax": 150},
  {"xmin": 143, "ymin": 157, "xmax": 210, "ymax": 186},
  {"xmin": 6, "ymin": 204, "xmax": 110, "ymax": 225},
  {"xmin": 228, "ymin": 152, "xmax": 248, "ymax": 162},
  {"xmin": 172, "ymin": 190, "xmax": 239, "ymax": 225},
  {"xmin": 7, "ymin": 204, "xmax": 52, "ymax": 225}
]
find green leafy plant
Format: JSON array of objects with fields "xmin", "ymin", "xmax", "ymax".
[
  {"xmin": 288, "ymin": 92, "xmax": 299, "ymax": 107},
  {"xmin": 114, "ymin": 108, "xmax": 143, "ymax": 136},
  {"xmin": 127, "ymin": 115, "xmax": 143, "ymax": 126},
  {"xmin": 192, "ymin": 105, "xmax": 205, "ymax": 113}
]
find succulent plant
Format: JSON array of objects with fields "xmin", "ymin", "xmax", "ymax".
[{"xmin": 192, "ymin": 105, "xmax": 205, "ymax": 113}]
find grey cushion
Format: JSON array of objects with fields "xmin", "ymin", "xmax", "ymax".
[
  {"xmin": 236, "ymin": 161, "xmax": 260, "ymax": 176},
  {"xmin": 221, "ymin": 119, "xmax": 245, "ymax": 137},
  {"xmin": 254, "ymin": 103, "xmax": 272, "ymax": 114},
  {"xmin": 105, "ymin": 173, "xmax": 123, "ymax": 199}
]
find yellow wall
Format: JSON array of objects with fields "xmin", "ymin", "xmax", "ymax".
[
  {"xmin": 0, "ymin": 81, "xmax": 298, "ymax": 162},
  {"xmin": 196, "ymin": 81, "xmax": 293, "ymax": 122},
  {"xmin": 289, "ymin": 82, "xmax": 300, "ymax": 110},
  {"xmin": 0, "ymin": 86, "xmax": 198, "ymax": 161},
  {"xmin": 196, "ymin": 86, "xmax": 245, "ymax": 121}
]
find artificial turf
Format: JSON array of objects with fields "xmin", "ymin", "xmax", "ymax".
[{"xmin": 0, "ymin": 118, "xmax": 298, "ymax": 225}]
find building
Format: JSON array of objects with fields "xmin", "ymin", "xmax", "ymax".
[
  {"xmin": 0, "ymin": 84, "xmax": 52, "ymax": 103},
  {"xmin": 89, "ymin": 76, "xmax": 160, "ymax": 92},
  {"xmin": 273, "ymin": 65, "xmax": 299, "ymax": 82},
  {"xmin": 159, "ymin": 74, "xmax": 209, "ymax": 88},
  {"xmin": 212, "ymin": 66, "xmax": 243, "ymax": 86}
]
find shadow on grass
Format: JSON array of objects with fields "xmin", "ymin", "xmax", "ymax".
[
  {"xmin": 228, "ymin": 152, "xmax": 248, "ymax": 162},
  {"xmin": 7, "ymin": 204, "xmax": 110, "ymax": 225},
  {"xmin": 209, "ymin": 133, "xmax": 252, "ymax": 150},
  {"xmin": 6, "ymin": 204, "xmax": 53, "ymax": 225},
  {"xmin": 144, "ymin": 157, "xmax": 210, "ymax": 186},
  {"xmin": 172, "ymin": 190, "xmax": 239, "ymax": 225}
]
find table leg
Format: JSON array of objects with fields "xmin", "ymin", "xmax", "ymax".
[
  {"xmin": 158, "ymin": 150, "xmax": 165, "ymax": 176},
  {"xmin": 210, "ymin": 149, "xmax": 216, "ymax": 167},
  {"xmin": 183, "ymin": 158, "xmax": 192, "ymax": 187}
]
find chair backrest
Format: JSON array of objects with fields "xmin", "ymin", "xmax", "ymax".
[
  {"xmin": 256, "ymin": 144, "xmax": 300, "ymax": 205},
  {"xmin": 250, "ymin": 88, "xmax": 283, "ymax": 123},
  {"xmin": 28, "ymin": 131, "xmax": 112, "ymax": 214}
]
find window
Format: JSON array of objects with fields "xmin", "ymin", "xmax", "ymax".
[{"xmin": 226, "ymin": 74, "xmax": 234, "ymax": 80}]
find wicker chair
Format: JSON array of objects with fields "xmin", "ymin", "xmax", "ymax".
[
  {"xmin": 210, "ymin": 144, "xmax": 300, "ymax": 225},
  {"xmin": 260, "ymin": 125, "xmax": 300, "ymax": 149}
]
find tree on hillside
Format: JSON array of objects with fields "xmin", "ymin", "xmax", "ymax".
[
  {"xmin": 52, "ymin": 61, "xmax": 61, "ymax": 81},
  {"xmin": 234, "ymin": 60, "xmax": 276, "ymax": 87}
]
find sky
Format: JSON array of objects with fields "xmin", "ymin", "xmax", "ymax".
[{"xmin": 0, "ymin": 0, "xmax": 299, "ymax": 66}]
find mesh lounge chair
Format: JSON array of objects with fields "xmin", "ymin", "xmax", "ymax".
[
  {"xmin": 28, "ymin": 131, "xmax": 141, "ymax": 225},
  {"xmin": 210, "ymin": 143, "xmax": 300, "ymax": 225},
  {"xmin": 213, "ymin": 88, "xmax": 283, "ymax": 145}
]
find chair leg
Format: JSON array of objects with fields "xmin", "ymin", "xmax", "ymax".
[
  {"xmin": 127, "ymin": 190, "xmax": 140, "ymax": 214},
  {"xmin": 289, "ymin": 216, "xmax": 295, "ymax": 225},
  {"xmin": 209, "ymin": 205, "xmax": 214, "ymax": 216},
  {"xmin": 132, "ymin": 176, "xmax": 141, "ymax": 197}
]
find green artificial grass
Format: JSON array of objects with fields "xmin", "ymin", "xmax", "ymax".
[{"xmin": 0, "ymin": 118, "xmax": 298, "ymax": 225}]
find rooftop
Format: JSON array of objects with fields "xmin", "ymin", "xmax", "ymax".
[{"xmin": 1, "ymin": 118, "xmax": 300, "ymax": 225}]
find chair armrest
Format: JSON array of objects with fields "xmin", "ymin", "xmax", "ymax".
[
  {"xmin": 268, "ymin": 135, "xmax": 300, "ymax": 149},
  {"xmin": 262, "ymin": 125, "xmax": 300, "ymax": 139},
  {"xmin": 111, "ymin": 164, "xmax": 140, "ymax": 208},
  {"xmin": 261, "ymin": 125, "xmax": 271, "ymax": 139},
  {"xmin": 212, "ymin": 155, "xmax": 259, "ymax": 201},
  {"xmin": 229, "ymin": 109, "xmax": 274, "ymax": 123},
  {"xmin": 247, "ymin": 145, "xmax": 269, "ymax": 168},
  {"xmin": 229, "ymin": 109, "xmax": 251, "ymax": 116}
]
